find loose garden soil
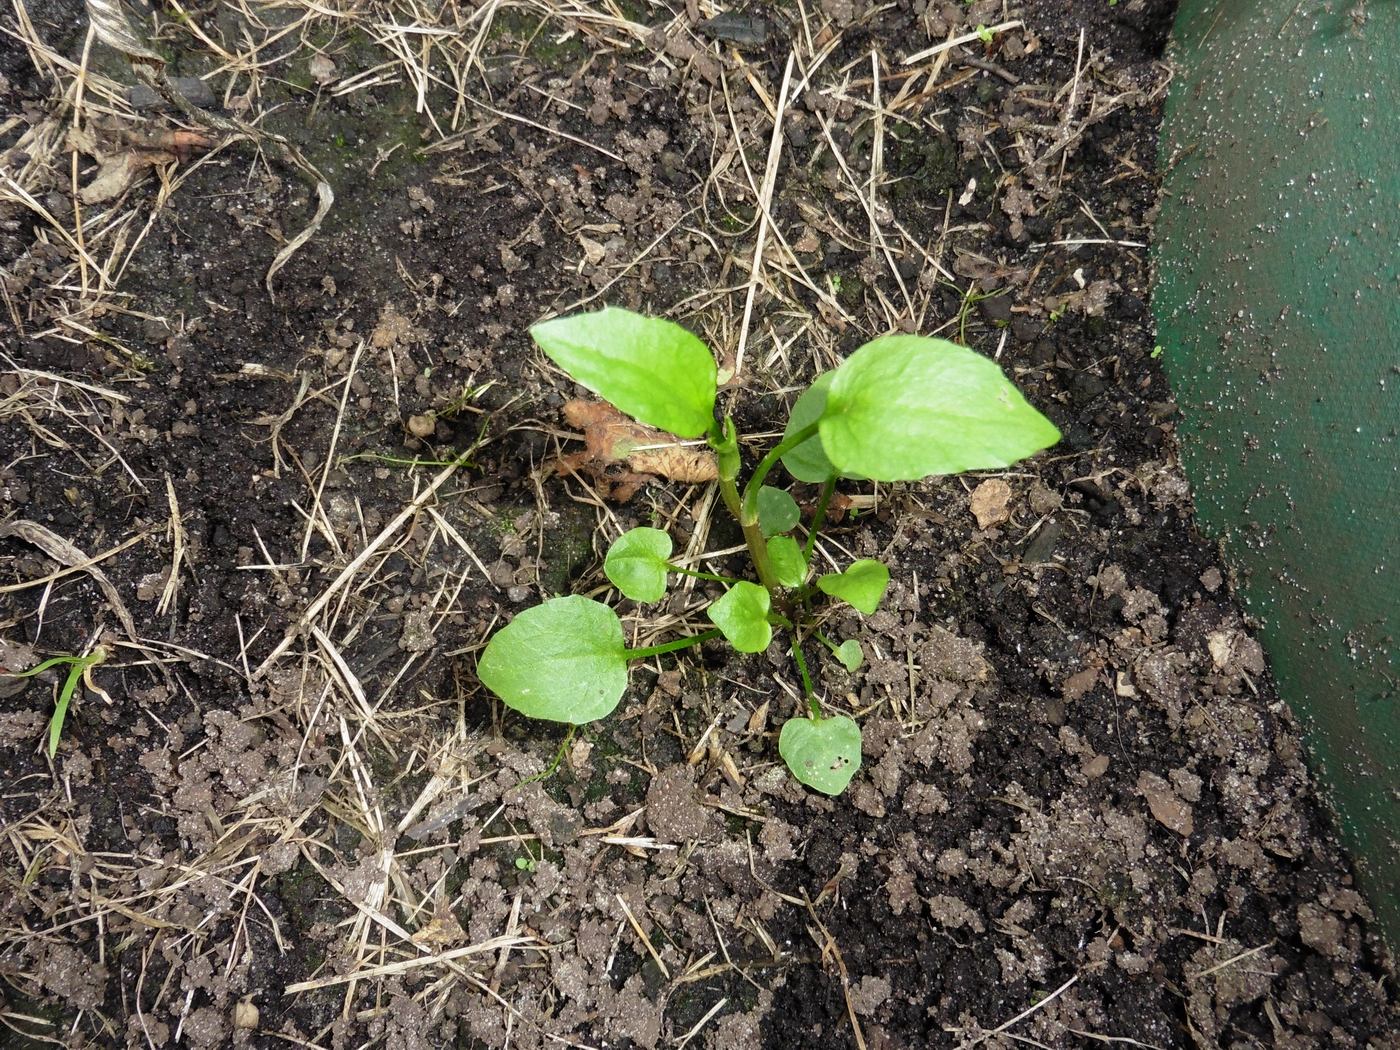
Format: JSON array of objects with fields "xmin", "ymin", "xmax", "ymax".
[{"xmin": 2, "ymin": 0, "xmax": 1397, "ymax": 1048}]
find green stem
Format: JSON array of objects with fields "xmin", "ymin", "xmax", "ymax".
[
  {"xmin": 517, "ymin": 725, "xmax": 577, "ymax": 787},
  {"xmin": 740, "ymin": 421, "xmax": 821, "ymax": 525},
  {"xmin": 710, "ymin": 416, "xmax": 741, "ymax": 503},
  {"xmin": 624, "ymin": 628, "xmax": 723, "ymax": 661},
  {"xmin": 812, "ymin": 630, "xmax": 840, "ymax": 655},
  {"xmin": 772, "ymin": 615, "xmax": 823, "ymax": 719},
  {"xmin": 710, "ymin": 416, "xmax": 784, "ymax": 595},
  {"xmin": 789, "ymin": 639, "xmax": 823, "ymax": 720},
  {"xmin": 741, "ymin": 518, "xmax": 782, "ymax": 594},
  {"xmin": 802, "ymin": 479, "xmax": 836, "ymax": 563},
  {"xmin": 717, "ymin": 470, "xmax": 744, "ymax": 520},
  {"xmin": 665, "ymin": 564, "xmax": 740, "ymax": 585}
]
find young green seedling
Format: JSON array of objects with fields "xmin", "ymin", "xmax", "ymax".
[
  {"xmin": 3, "ymin": 646, "xmax": 108, "ymax": 758},
  {"xmin": 478, "ymin": 307, "xmax": 1059, "ymax": 794}
]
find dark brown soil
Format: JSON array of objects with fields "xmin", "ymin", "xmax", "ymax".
[{"xmin": 1, "ymin": 1, "xmax": 1395, "ymax": 1048}]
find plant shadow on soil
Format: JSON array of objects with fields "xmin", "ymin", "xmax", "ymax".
[{"xmin": 0, "ymin": 0, "xmax": 1396, "ymax": 1048}]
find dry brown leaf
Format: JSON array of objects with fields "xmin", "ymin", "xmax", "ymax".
[
  {"xmin": 411, "ymin": 911, "xmax": 466, "ymax": 949},
  {"xmin": 969, "ymin": 478, "xmax": 1013, "ymax": 528},
  {"xmin": 0, "ymin": 519, "xmax": 138, "ymax": 642},
  {"xmin": 68, "ymin": 124, "xmax": 212, "ymax": 205},
  {"xmin": 556, "ymin": 400, "xmax": 717, "ymax": 502}
]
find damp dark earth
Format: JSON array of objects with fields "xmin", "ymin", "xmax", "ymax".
[{"xmin": 1, "ymin": 1, "xmax": 1396, "ymax": 1048}]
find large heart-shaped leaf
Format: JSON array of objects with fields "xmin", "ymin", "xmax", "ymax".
[
  {"xmin": 781, "ymin": 371, "xmax": 839, "ymax": 482},
  {"xmin": 766, "ymin": 535, "xmax": 808, "ymax": 589},
  {"xmin": 818, "ymin": 336, "xmax": 1060, "ymax": 481},
  {"xmin": 757, "ymin": 486, "xmax": 801, "ymax": 537},
  {"xmin": 477, "ymin": 596, "xmax": 629, "ymax": 724},
  {"xmin": 816, "ymin": 559, "xmax": 890, "ymax": 615},
  {"xmin": 531, "ymin": 308, "xmax": 718, "ymax": 438},
  {"xmin": 779, "ymin": 715, "xmax": 862, "ymax": 794},
  {"xmin": 604, "ymin": 527, "xmax": 672, "ymax": 603},
  {"xmin": 706, "ymin": 581, "xmax": 772, "ymax": 653}
]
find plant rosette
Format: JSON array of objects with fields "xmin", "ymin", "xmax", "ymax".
[{"xmin": 478, "ymin": 307, "xmax": 1059, "ymax": 794}]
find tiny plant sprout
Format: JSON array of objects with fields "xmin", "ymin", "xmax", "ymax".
[
  {"xmin": 832, "ymin": 639, "xmax": 864, "ymax": 673},
  {"xmin": 478, "ymin": 307, "xmax": 1059, "ymax": 795},
  {"xmin": 3, "ymin": 645, "xmax": 108, "ymax": 757}
]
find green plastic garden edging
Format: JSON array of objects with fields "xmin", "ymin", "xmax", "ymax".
[{"xmin": 1155, "ymin": 0, "xmax": 1399, "ymax": 947}]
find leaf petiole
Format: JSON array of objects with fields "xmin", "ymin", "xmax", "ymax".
[
  {"xmin": 709, "ymin": 420, "xmax": 785, "ymax": 594},
  {"xmin": 802, "ymin": 479, "xmax": 836, "ymax": 564},
  {"xmin": 624, "ymin": 628, "xmax": 723, "ymax": 661},
  {"xmin": 665, "ymin": 563, "xmax": 741, "ymax": 585},
  {"xmin": 740, "ymin": 421, "xmax": 821, "ymax": 525},
  {"xmin": 788, "ymin": 639, "xmax": 822, "ymax": 719},
  {"xmin": 517, "ymin": 725, "xmax": 577, "ymax": 787}
]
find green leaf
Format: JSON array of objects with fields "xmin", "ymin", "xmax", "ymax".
[
  {"xmin": 766, "ymin": 535, "xmax": 808, "ymax": 588},
  {"xmin": 757, "ymin": 486, "xmax": 801, "ymax": 537},
  {"xmin": 604, "ymin": 527, "xmax": 672, "ymax": 603},
  {"xmin": 781, "ymin": 372, "xmax": 839, "ymax": 482},
  {"xmin": 816, "ymin": 559, "xmax": 890, "ymax": 615},
  {"xmin": 478, "ymin": 596, "xmax": 630, "ymax": 724},
  {"xmin": 530, "ymin": 308, "xmax": 718, "ymax": 438},
  {"xmin": 706, "ymin": 581, "xmax": 772, "ymax": 653},
  {"xmin": 819, "ymin": 335, "xmax": 1060, "ymax": 481},
  {"xmin": 779, "ymin": 715, "xmax": 862, "ymax": 794},
  {"xmin": 833, "ymin": 639, "xmax": 863, "ymax": 672}
]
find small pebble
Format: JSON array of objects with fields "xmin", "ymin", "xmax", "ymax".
[{"xmin": 233, "ymin": 1000, "xmax": 258, "ymax": 1030}]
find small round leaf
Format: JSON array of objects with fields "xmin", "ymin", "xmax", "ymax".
[
  {"xmin": 766, "ymin": 535, "xmax": 808, "ymax": 589},
  {"xmin": 477, "ymin": 596, "xmax": 629, "ymax": 724},
  {"xmin": 781, "ymin": 372, "xmax": 839, "ymax": 482},
  {"xmin": 779, "ymin": 715, "xmax": 862, "ymax": 795},
  {"xmin": 604, "ymin": 527, "xmax": 672, "ymax": 603},
  {"xmin": 816, "ymin": 559, "xmax": 890, "ymax": 615},
  {"xmin": 833, "ymin": 639, "xmax": 863, "ymax": 672},
  {"xmin": 820, "ymin": 336, "xmax": 1060, "ymax": 481},
  {"xmin": 530, "ymin": 308, "xmax": 718, "ymax": 438},
  {"xmin": 706, "ymin": 581, "xmax": 772, "ymax": 653},
  {"xmin": 757, "ymin": 486, "xmax": 801, "ymax": 537}
]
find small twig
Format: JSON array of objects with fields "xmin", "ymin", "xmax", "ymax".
[
  {"xmin": 0, "ymin": 520, "xmax": 139, "ymax": 644},
  {"xmin": 731, "ymin": 52, "xmax": 795, "ymax": 382},
  {"xmin": 254, "ymin": 453, "xmax": 471, "ymax": 675},
  {"xmin": 674, "ymin": 997, "xmax": 728, "ymax": 1050},
  {"xmin": 615, "ymin": 894, "xmax": 670, "ymax": 980},
  {"xmin": 952, "ymin": 973, "xmax": 1080, "ymax": 1048},
  {"xmin": 902, "ymin": 21, "xmax": 1024, "ymax": 65},
  {"xmin": 1191, "ymin": 940, "xmax": 1274, "ymax": 979},
  {"xmin": 282, "ymin": 935, "xmax": 535, "ymax": 993},
  {"xmin": 156, "ymin": 474, "xmax": 185, "ymax": 618},
  {"xmin": 802, "ymin": 894, "xmax": 866, "ymax": 1050}
]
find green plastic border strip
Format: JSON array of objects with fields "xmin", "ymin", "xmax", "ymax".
[{"xmin": 1155, "ymin": 0, "xmax": 1399, "ymax": 947}]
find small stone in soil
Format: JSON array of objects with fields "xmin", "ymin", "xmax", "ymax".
[{"xmin": 969, "ymin": 478, "xmax": 1013, "ymax": 528}]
